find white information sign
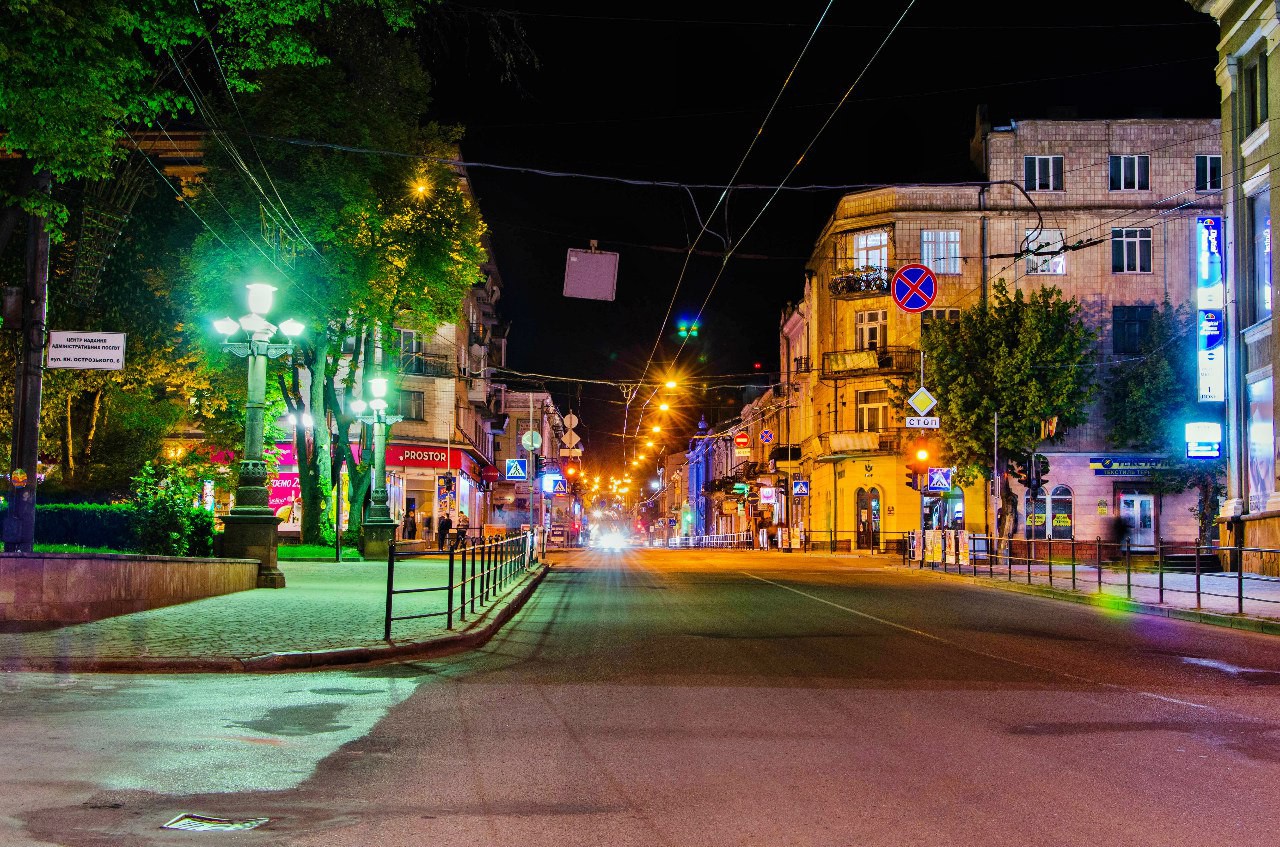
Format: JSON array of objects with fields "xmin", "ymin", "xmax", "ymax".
[
  {"xmin": 46, "ymin": 331, "xmax": 126, "ymax": 370},
  {"xmin": 906, "ymin": 416, "xmax": 939, "ymax": 428}
]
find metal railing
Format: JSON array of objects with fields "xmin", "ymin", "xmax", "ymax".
[
  {"xmin": 898, "ymin": 531, "xmax": 1280, "ymax": 617},
  {"xmin": 801, "ymin": 528, "xmax": 911, "ymax": 555},
  {"xmin": 666, "ymin": 531, "xmax": 753, "ymax": 549},
  {"xmin": 384, "ymin": 531, "xmax": 536, "ymax": 640},
  {"xmin": 821, "ymin": 346, "xmax": 916, "ymax": 378}
]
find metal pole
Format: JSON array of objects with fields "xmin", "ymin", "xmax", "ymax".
[
  {"xmin": 447, "ymin": 544, "xmax": 455, "ymax": 629},
  {"xmin": 384, "ymin": 541, "xmax": 396, "ymax": 641},
  {"xmin": 1157, "ymin": 537, "xmax": 1164, "ymax": 604},
  {"xmin": 1070, "ymin": 537, "xmax": 1076, "ymax": 591},
  {"xmin": 1194, "ymin": 542, "xmax": 1202, "ymax": 609},
  {"xmin": 1097, "ymin": 536, "xmax": 1103, "ymax": 594},
  {"xmin": 1047, "ymin": 534, "xmax": 1053, "ymax": 587},
  {"xmin": 335, "ymin": 467, "xmax": 343, "ymax": 563},
  {"xmin": 1125, "ymin": 539, "xmax": 1132, "ymax": 600}
]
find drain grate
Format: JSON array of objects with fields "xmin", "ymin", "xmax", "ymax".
[{"xmin": 161, "ymin": 814, "xmax": 270, "ymax": 832}]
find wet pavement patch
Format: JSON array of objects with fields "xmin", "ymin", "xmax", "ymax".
[
  {"xmin": 162, "ymin": 813, "xmax": 270, "ymax": 831},
  {"xmin": 226, "ymin": 703, "xmax": 351, "ymax": 737}
]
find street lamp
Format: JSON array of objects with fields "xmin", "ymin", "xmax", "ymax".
[
  {"xmin": 349, "ymin": 375, "xmax": 403, "ymax": 558},
  {"xmin": 214, "ymin": 283, "xmax": 303, "ymax": 589}
]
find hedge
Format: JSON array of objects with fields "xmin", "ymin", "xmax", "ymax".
[{"xmin": 0, "ymin": 503, "xmax": 215, "ymax": 555}]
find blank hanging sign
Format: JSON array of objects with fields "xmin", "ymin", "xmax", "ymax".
[{"xmin": 564, "ymin": 243, "xmax": 619, "ymax": 301}]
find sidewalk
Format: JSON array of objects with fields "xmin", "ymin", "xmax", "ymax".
[
  {"xmin": 892, "ymin": 555, "xmax": 1280, "ymax": 635},
  {"xmin": 0, "ymin": 554, "xmax": 550, "ymax": 674}
]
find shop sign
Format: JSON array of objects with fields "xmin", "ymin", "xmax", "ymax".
[
  {"xmin": 760, "ymin": 486, "xmax": 776, "ymax": 505},
  {"xmin": 1196, "ymin": 216, "xmax": 1225, "ymax": 402},
  {"xmin": 1088, "ymin": 457, "xmax": 1167, "ymax": 476},
  {"xmin": 1185, "ymin": 421, "xmax": 1222, "ymax": 459},
  {"xmin": 268, "ymin": 473, "xmax": 302, "ymax": 531}
]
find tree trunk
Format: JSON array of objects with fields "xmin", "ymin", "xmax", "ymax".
[
  {"xmin": 81, "ymin": 388, "xmax": 103, "ymax": 470},
  {"xmin": 311, "ymin": 333, "xmax": 332, "ymax": 539},
  {"xmin": 61, "ymin": 392, "xmax": 75, "ymax": 484}
]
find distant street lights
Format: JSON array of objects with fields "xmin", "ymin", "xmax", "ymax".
[
  {"xmin": 214, "ymin": 283, "xmax": 303, "ymax": 588},
  {"xmin": 349, "ymin": 376, "xmax": 403, "ymax": 558}
]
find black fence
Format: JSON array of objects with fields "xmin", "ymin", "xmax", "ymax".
[
  {"xmin": 902, "ymin": 531, "xmax": 1280, "ymax": 615},
  {"xmin": 384, "ymin": 531, "xmax": 536, "ymax": 640}
]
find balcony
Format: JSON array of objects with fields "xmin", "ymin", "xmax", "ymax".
[
  {"xmin": 466, "ymin": 376, "xmax": 489, "ymax": 404},
  {"xmin": 792, "ymin": 356, "xmax": 812, "ymax": 374},
  {"xmin": 468, "ymin": 323, "xmax": 487, "ymax": 347},
  {"xmin": 817, "ymin": 428, "xmax": 905, "ymax": 459},
  {"xmin": 829, "ymin": 266, "xmax": 891, "ymax": 300},
  {"xmin": 401, "ymin": 352, "xmax": 454, "ymax": 379},
  {"xmin": 821, "ymin": 345, "xmax": 916, "ymax": 379}
]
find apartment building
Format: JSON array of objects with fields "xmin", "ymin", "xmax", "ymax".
[
  {"xmin": 1188, "ymin": 2, "xmax": 1280, "ymax": 561},
  {"xmin": 491, "ymin": 390, "xmax": 568, "ymax": 534},
  {"xmin": 788, "ymin": 116, "xmax": 1221, "ymax": 550}
]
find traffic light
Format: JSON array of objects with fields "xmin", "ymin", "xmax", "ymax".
[
  {"xmin": 440, "ymin": 473, "xmax": 455, "ymax": 493},
  {"xmin": 677, "ymin": 322, "xmax": 700, "ymax": 338},
  {"xmin": 1011, "ymin": 454, "xmax": 1048, "ymax": 499},
  {"xmin": 533, "ymin": 455, "xmax": 545, "ymax": 477},
  {"xmin": 904, "ymin": 439, "xmax": 930, "ymax": 490}
]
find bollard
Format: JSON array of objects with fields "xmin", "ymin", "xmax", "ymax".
[
  {"xmin": 447, "ymin": 545, "xmax": 455, "ymax": 629},
  {"xmin": 1125, "ymin": 540, "xmax": 1132, "ymax": 600},
  {"xmin": 384, "ymin": 541, "xmax": 397, "ymax": 641},
  {"xmin": 1157, "ymin": 537, "xmax": 1164, "ymax": 605},
  {"xmin": 1096, "ymin": 536, "xmax": 1103, "ymax": 594},
  {"xmin": 456, "ymin": 545, "xmax": 466, "ymax": 622},
  {"xmin": 1047, "ymin": 535, "xmax": 1054, "ymax": 587},
  {"xmin": 1070, "ymin": 537, "xmax": 1077, "ymax": 591}
]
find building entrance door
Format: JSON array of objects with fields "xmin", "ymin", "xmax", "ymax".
[
  {"xmin": 855, "ymin": 487, "xmax": 881, "ymax": 549},
  {"xmin": 1119, "ymin": 493, "xmax": 1155, "ymax": 548}
]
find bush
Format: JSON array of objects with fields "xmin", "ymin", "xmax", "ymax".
[
  {"xmin": 0, "ymin": 503, "xmax": 136, "ymax": 549},
  {"xmin": 129, "ymin": 462, "xmax": 201, "ymax": 556}
]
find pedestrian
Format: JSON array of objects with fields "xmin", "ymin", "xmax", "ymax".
[
  {"xmin": 455, "ymin": 510, "xmax": 470, "ymax": 549},
  {"xmin": 403, "ymin": 508, "xmax": 416, "ymax": 540},
  {"xmin": 437, "ymin": 512, "xmax": 453, "ymax": 551}
]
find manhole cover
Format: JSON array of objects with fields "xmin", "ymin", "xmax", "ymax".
[{"xmin": 161, "ymin": 814, "xmax": 270, "ymax": 832}]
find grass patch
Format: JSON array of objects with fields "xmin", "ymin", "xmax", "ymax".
[
  {"xmin": 34, "ymin": 543, "xmax": 131, "ymax": 555},
  {"xmin": 277, "ymin": 543, "xmax": 364, "ymax": 561}
]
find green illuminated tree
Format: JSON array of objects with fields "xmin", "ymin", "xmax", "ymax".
[
  {"xmin": 185, "ymin": 10, "xmax": 487, "ymax": 543},
  {"xmin": 904, "ymin": 280, "xmax": 1096, "ymax": 540}
]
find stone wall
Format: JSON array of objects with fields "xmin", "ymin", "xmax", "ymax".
[{"xmin": 0, "ymin": 553, "xmax": 260, "ymax": 630}]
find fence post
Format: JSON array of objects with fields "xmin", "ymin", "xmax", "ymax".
[
  {"xmin": 384, "ymin": 541, "xmax": 396, "ymax": 641},
  {"xmin": 1047, "ymin": 535, "xmax": 1053, "ymax": 587},
  {"xmin": 1194, "ymin": 542, "xmax": 1202, "ymax": 610},
  {"xmin": 1027, "ymin": 537, "xmax": 1033, "ymax": 585},
  {"xmin": 1234, "ymin": 518, "xmax": 1245, "ymax": 615},
  {"xmin": 1157, "ymin": 537, "xmax": 1164, "ymax": 605},
  {"xmin": 1125, "ymin": 539, "xmax": 1132, "ymax": 600},
  {"xmin": 1070, "ymin": 537, "xmax": 1076, "ymax": 591},
  {"xmin": 1096, "ymin": 536, "xmax": 1103, "ymax": 594},
  {"xmin": 447, "ymin": 543, "xmax": 455, "ymax": 630},
  {"xmin": 455, "ymin": 545, "xmax": 464, "ymax": 622}
]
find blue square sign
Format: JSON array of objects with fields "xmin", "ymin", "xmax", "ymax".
[
  {"xmin": 791, "ymin": 479, "xmax": 809, "ymax": 497},
  {"xmin": 505, "ymin": 458, "xmax": 528, "ymax": 480}
]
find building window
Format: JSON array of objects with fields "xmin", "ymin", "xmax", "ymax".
[
  {"xmin": 1024, "ymin": 155, "xmax": 1064, "ymax": 191},
  {"xmin": 399, "ymin": 390, "xmax": 424, "ymax": 420},
  {"xmin": 856, "ymin": 389, "xmax": 889, "ymax": 432},
  {"xmin": 1025, "ymin": 228, "xmax": 1065, "ymax": 275},
  {"xmin": 1113, "ymin": 305, "xmax": 1154, "ymax": 355},
  {"xmin": 1108, "ymin": 155, "xmax": 1150, "ymax": 191},
  {"xmin": 1196, "ymin": 155, "xmax": 1222, "ymax": 192},
  {"xmin": 1244, "ymin": 51, "xmax": 1269, "ymax": 135},
  {"xmin": 921, "ymin": 230, "xmax": 961, "ymax": 275},
  {"xmin": 855, "ymin": 230, "xmax": 888, "ymax": 270},
  {"xmin": 1111, "ymin": 228, "xmax": 1153, "ymax": 273},
  {"xmin": 854, "ymin": 309, "xmax": 887, "ymax": 351},
  {"xmin": 1250, "ymin": 189, "xmax": 1272, "ymax": 323},
  {"xmin": 921, "ymin": 308, "xmax": 960, "ymax": 327},
  {"xmin": 398, "ymin": 329, "xmax": 424, "ymax": 375},
  {"xmin": 1026, "ymin": 484, "xmax": 1073, "ymax": 540}
]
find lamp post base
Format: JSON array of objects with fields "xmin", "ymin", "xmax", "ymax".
[
  {"xmin": 361, "ymin": 517, "xmax": 397, "ymax": 561},
  {"xmin": 222, "ymin": 510, "xmax": 286, "ymax": 588}
]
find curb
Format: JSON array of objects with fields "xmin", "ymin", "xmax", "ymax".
[
  {"xmin": 2, "ymin": 564, "xmax": 551, "ymax": 674},
  {"xmin": 896, "ymin": 563, "xmax": 1280, "ymax": 636}
]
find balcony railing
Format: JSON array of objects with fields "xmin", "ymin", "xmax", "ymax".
[
  {"xmin": 402, "ymin": 352, "xmax": 454, "ymax": 378},
  {"xmin": 821, "ymin": 345, "xmax": 916, "ymax": 379},
  {"xmin": 793, "ymin": 356, "xmax": 812, "ymax": 374},
  {"xmin": 829, "ymin": 266, "xmax": 891, "ymax": 299},
  {"xmin": 818, "ymin": 427, "xmax": 905, "ymax": 457}
]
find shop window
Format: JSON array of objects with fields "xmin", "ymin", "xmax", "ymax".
[
  {"xmin": 1250, "ymin": 189, "xmax": 1272, "ymax": 324},
  {"xmin": 1025, "ymin": 484, "xmax": 1073, "ymax": 540}
]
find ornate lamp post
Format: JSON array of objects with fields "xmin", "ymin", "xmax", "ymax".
[
  {"xmin": 350, "ymin": 376, "xmax": 403, "ymax": 558},
  {"xmin": 214, "ymin": 283, "xmax": 303, "ymax": 588}
]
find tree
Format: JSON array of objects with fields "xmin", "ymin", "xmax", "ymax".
[
  {"xmin": 1103, "ymin": 302, "xmax": 1224, "ymax": 543},
  {"xmin": 184, "ymin": 9, "xmax": 487, "ymax": 543},
  {"xmin": 907, "ymin": 280, "xmax": 1097, "ymax": 541}
]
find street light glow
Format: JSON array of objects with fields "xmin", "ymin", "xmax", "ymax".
[
  {"xmin": 369, "ymin": 377, "xmax": 388, "ymax": 398},
  {"xmin": 350, "ymin": 399, "xmax": 368, "ymax": 414},
  {"xmin": 214, "ymin": 317, "xmax": 239, "ymax": 336},
  {"xmin": 279, "ymin": 318, "xmax": 305, "ymax": 337},
  {"xmin": 664, "ymin": 380, "xmax": 677, "ymax": 389},
  {"xmin": 659, "ymin": 403, "xmax": 669, "ymax": 411},
  {"xmin": 245, "ymin": 283, "xmax": 276, "ymax": 316}
]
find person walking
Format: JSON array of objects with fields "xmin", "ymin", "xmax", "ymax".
[
  {"xmin": 454, "ymin": 510, "xmax": 470, "ymax": 549},
  {"xmin": 436, "ymin": 512, "xmax": 453, "ymax": 551}
]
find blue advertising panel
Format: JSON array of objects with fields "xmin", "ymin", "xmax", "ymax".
[{"xmin": 1197, "ymin": 216, "xmax": 1225, "ymax": 403}]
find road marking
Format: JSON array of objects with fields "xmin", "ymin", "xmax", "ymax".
[{"xmin": 742, "ymin": 571, "xmax": 1221, "ymax": 714}]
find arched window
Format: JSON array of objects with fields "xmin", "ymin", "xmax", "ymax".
[{"xmin": 1025, "ymin": 484, "xmax": 1074, "ymax": 540}]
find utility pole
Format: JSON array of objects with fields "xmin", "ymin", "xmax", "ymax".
[{"xmin": 4, "ymin": 172, "xmax": 51, "ymax": 553}]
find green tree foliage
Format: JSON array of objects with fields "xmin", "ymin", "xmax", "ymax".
[
  {"xmin": 0, "ymin": 0, "xmax": 414, "ymax": 229},
  {"xmin": 1103, "ymin": 302, "xmax": 1224, "ymax": 542},
  {"xmin": 128, "ymin": 461, "xmax": 212, "ymax": 555},
  {"xmin": 184, "ymin": 9, "xmax": 487, "ymax": 543},
  {"xmin": 910, "ymin": 280, "xmax": 1097, "ymax": 539}
]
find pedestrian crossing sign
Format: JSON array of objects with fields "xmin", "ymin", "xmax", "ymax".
[
  {"xmin": 926, "ymin": 467, "xmax": 952, "ymax": 492},
  {"xmin": 505, "ymin": 458, "xmax": 528, "ymax": 480},
  {"xmin": 791, "ymin": 479, "xmax": 810, "ymax": 497},
  {"xmin": 552, "ymin": 478, "xmax": 569, "ymax": 495}
]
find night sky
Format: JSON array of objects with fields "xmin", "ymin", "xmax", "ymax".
[{"xmin": 426, "ymin": 1, "xmax": 1222, "ymax": 466}]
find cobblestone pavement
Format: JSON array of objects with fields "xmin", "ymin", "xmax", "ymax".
[{"xmin": 0, "ymin": 557, "xmax": 542, "ymax": 671}]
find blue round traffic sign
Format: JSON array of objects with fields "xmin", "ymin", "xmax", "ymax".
[{"xmin": 892, "ymin": 264, "xmax": 938, "ymax": 313}]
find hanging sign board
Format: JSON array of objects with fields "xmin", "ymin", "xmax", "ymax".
[{"xmin": 46, "ymin": 331, "xmax": 125, "ymax": 370}]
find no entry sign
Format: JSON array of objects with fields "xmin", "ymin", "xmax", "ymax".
[{"xmin": 892, "ymin": 264, "xmax": 938, "ymax": 313}]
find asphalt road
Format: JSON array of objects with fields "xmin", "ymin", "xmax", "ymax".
[{"xmin": 7, "ymin": 548, "xmax": 1280, "ymax": 846}]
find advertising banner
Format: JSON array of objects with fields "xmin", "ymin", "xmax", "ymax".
[{"xmin": 1196, "ymin": 216, "xmax": 1226, "ymax": 402}]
